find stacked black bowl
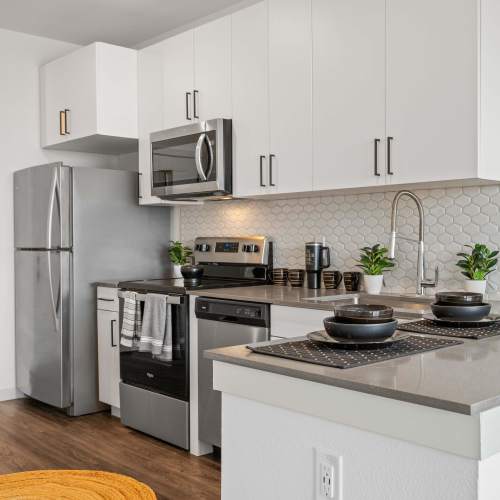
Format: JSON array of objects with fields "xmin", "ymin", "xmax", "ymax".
[
  {"xmin": 323, "ymin": 304, "xmax": 398, "ymax": 342},
  {"xmin": 431, "ymin": 292, "xmax": 491, "ymax": 322}
]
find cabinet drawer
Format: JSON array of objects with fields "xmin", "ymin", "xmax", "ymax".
[
  {"xmin": 271, "ymin": 305, "xmax": 332, "ymax": 339},
  {"xmin": 97, "ymin": 286, "xmax": 118, "ymax": 312}
]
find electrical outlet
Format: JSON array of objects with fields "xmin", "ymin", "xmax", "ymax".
[{"xmin": 315, "ymin": 448, "xmax": 342, "ymax": 500}]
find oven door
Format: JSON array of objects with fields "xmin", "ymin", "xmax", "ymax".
[
  {"xmin": 150, "ymin": 119, "xmax": 232, "ymax": 199},
  {"xmin": 118, "ymin": 292, "xmax": 189, "ymax": 402}
]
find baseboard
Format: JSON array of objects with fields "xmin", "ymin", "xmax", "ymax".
[{"xmin": 0, "ymin": 388, "xmax": 25, "ymax": 402}]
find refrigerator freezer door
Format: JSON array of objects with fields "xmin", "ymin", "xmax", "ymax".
[
  {"xmin": 15, "ymin": 250, "xmax": 72, "ymax": 408},
  {"xmin": 14, "ymin": 163, "xmax": 72, "ymax": 249}
]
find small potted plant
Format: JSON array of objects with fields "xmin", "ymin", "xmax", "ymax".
[
  {"xmin": 168, "ymin": 241, "xmax": 193, "ymax": 277},
  {"xmin": 456, "ymin": 243, "xmax": 498, "ymax": 294},
  {"xmin": 356, "ymin": 244, "xmax": 395, "ymax": 294}
]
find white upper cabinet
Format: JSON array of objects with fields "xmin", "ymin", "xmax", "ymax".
[
  {"xmin": 162, "ymin": 30, "xmax": 195, "ymax": 129},
  {"xmin": 194, "ymin": 16, "xmax": 232, "ymax": 121},
  {"xmin": 41, "ymin": 42, "xmax": 138, "ymax": 155},
  {"xmin": 268, "ymin": 0, "xmax": 313, "ymax": 195},
  {"xmin": 312, "ymin": 0, "xmax": 386, "ymax": 190},
  {"xmin": 231, "ymin": 2, "xmax": 270, "ymax": 197},
  {"xmin": 162, "ymin": 16, "xmax": 231, "ymax": 129},
  {"xmin": 386, "ymin": 0, "xmax": 477, "ymax": 184}
]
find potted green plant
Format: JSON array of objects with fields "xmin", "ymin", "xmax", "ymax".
[
  {"xmin": 168, "ymin": 241, "xmax": 193, "ymax": 277},
  {"xmin": 356, "ymin": 244, "xmax": 395, "ymax": 294},
  {"xmin": 456, "ymin": 243, "xmax": 498, "ymax": 294}
]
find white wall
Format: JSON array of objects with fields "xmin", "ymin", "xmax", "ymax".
[{"xmin": 0, "ymin": 28, "xmax": 135, "ymax": 400}]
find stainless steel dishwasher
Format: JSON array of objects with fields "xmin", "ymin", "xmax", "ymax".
[{"xmin": 196, "ymin": 297, "xmax": 270, "ymax": 447}]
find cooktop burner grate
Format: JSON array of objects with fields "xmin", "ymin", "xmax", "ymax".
[
  {"xmin": 398, "ymin": 319, "xmax": 500, "ymax": 340},
  {"xmin": 247, "ymin": 335, "xmax": 462, "ymax": 369}
]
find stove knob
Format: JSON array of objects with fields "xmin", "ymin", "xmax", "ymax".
[
  {"xmin": 242, "ymin": 244, "xmax": 250, "ymax": 253},
  {"xmin": 197, "ymin": 243, "xmax": 211, "ymax": 252},
  {"xmin": 250, "ymin": 244, "xmax": 259, "ymax": 253}
]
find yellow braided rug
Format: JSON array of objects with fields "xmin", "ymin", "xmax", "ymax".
[{"xmin": 0, "ymin": 470, "xmax": 156, "ymax": 499}]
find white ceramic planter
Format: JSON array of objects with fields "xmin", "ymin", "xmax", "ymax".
[
  {"xmin": 364, "ymin": 274, "xmax": 384, "ymax": 294},
  {"xmin": 172, "ymin": 264, "xmax": 183, "ymax": 278},
  {"xmin": 464, "ymin": 279, "xmax": 487, "ymax": 294}
]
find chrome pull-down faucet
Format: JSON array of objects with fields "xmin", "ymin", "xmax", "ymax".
[{"xmin": 388, "ymin": 190, "xmax": 439, "ymax": 295}]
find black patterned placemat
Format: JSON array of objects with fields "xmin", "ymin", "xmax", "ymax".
[
  {"xmin": 247, "ymin": 336, "xmax": 462, "ymax": 369},
  {"xmin": 398, "ymin": 319, "xmax": 500, "ymax": 339}
]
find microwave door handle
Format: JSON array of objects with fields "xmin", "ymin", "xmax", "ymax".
[
  {"xmin": 195, "ymin": 133, "xmax": 210, "ymax": 181},
  {"xmin": 204, "ymin": 135, "xmax": 214, "ymax": 179}
]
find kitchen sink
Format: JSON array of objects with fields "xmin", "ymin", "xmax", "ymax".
[{"xmin": 302, "ymin": 293, "xmax": 433, "ymax": 319}]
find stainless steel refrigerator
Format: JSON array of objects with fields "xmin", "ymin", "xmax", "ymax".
[{"xmin": 14, "ymin": 163, "xmax": 171, "ymax": 416}]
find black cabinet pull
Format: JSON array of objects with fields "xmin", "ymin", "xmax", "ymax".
[
  {"xmin": 193, "ymin": 90, "xmax": 199, "ymax": 119},
  {"xmin": 259, "ymin": 155, "xmax": 266, "ymax": 187},
  {"xmin": 138, "ymin": 172, "xmax": 143, "ymax": 199},
  {"xmin": 185, "ymin": 92, "xmax": 192, "ymax": 120},
  {"xmin": 387, "ymin": 136, "xmax": 394, "ymax": 175},
  {"xmin": 269, "ymin": 154, "xmax": 276, "ymax": 187},
  {"xmin": 374, "ymin": 139, "xmax": 381, "ymax": 176},
  {"xmin": 110, "ymin": 319, "xmax": 117, "ymax": 347}
]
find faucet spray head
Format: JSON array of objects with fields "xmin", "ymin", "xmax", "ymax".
[{"xmin": 388, "ymin": 231, "xmax": 397, "ymax": 259}]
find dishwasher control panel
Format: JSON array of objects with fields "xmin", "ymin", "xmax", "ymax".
[{"xmin": 195, "ymin": 298, "xmax": 270, "ymax": 327}]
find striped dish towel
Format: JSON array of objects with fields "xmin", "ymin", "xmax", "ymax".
[
  {"xmin": 139, "ymin": 294, "xmax": 172, "ymax": 361},
  {"xmin": 120, "ymin": 291, "xmax": 142, "ymax": 347}
]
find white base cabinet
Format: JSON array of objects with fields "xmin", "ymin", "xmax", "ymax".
[
  {"xmin": 271, "ymin": 305, "xmax": 331, "ymax": 339},
  {"xmin": 40, "ymin": 43, "xmax": 138, "ymax": 155},
  {"xmin": 97, "ymin": 287, "xmax": 120, "ymax": 409}
]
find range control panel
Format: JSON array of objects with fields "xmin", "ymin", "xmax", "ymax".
[{"xmin": 193, "ymin": 236, "xmax": 271, "ymax": 265}]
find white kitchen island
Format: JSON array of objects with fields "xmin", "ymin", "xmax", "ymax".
[{"xmin": 207, "ymin": 337, "xmax": 500, "ymax": 500}]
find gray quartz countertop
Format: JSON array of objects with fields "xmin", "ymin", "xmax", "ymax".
[
  {"xmin": 206, "ymin": 334, "xmax": 500, "ymax": 416},
  {"xmin": 94, "ymin": 280, "xmax": 122, "ymax": 288},
  {"xmin": 188, "ymin": 285, "xmax": 358, "ymax": 310}
]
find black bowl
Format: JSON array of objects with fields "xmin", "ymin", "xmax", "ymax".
[
  {"xmin": 334, "ymin": 304, "xmax": 394, "ymax": 320},
  {"xmin": 180, "ymin": 265, "xmax": 204, "ymax": 280},
  {"xmin": 323, "ymin": 316, "xmax": 398, "ymax": 341},
  {"xmin": 435, "ymin": 291, "xmax": 483, "ymax": 306},
  {"xmin": 431, "ymin": 302, "xmax": 491, "ymax": 322},
  {"xmin": 333, "ymin": 316, "xmax": 395, "ymax": 325}
]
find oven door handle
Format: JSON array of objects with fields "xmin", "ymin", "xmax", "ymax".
[
  {"xmin": 118, "ymin": 291, "xmax": 182, "ymax": 305},
  {"xmin": 195, "ymin": 133, "xmax": 214, "ymax": 182}
]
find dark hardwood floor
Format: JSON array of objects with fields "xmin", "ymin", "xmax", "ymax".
[{"xmin": 0, "ymin": 398, "xmax": 220, "ymax": 500}]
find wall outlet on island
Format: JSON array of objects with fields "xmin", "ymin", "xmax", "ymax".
[{"xmin": 315, "ymin": 448, "xmax": 343, "ymax": 499}]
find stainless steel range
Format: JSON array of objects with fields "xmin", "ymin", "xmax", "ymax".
[{"xmin": 117, "ymin": 236, "xmax": 272, "ymax": 450}]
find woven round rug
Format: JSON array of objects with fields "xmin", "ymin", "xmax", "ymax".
[{"xmin": 0, "ymin": 470, "xmax": 156, "ymax": 499}]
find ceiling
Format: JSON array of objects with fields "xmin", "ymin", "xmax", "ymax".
[{"xmin": 0, "ymin": 0, "xmax": 247, "ymax": 48}]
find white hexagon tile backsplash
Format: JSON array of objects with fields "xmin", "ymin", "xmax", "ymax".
[{"xmin": 179, "ymin": 185, "xmax": 500, "ymax": 293}]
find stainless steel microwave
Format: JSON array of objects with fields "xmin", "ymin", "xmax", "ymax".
[{"xmin": 150, "ymin": 119, "xmax": 232, "ymax": 201}]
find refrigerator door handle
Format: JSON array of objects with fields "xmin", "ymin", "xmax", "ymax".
[
  {"xmin": 46, "ymin": 172, "xmax": 57, "ymax": 249},
  {"xmin": 47, "ymin": 252, "xmax": 59, "ymax": 330}
]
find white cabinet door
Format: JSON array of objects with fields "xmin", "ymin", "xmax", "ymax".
[
  {"xmin": 41, "ymin": 43, "xmax": 138, "ymax": 154},
  {"xmin": 271, "ymin": 305, "xmax": 330, "ymax": 339},
  {"xmin": 41, "ymin": 44, "xmax": 97, "ymax": 147},
  {"xmin": 312, "ymin": 0, "xmax": 386, "ymax": 190},
  {"xmin": 194, "ymin": 15, "xmax": 232, "ymax": 121},
  {"xmin": 268, "ymin": 0, "xmax": 313, "ymax": 194},
  {"xmin": 386, "ymin": 0, "xmax": 477, "ymax": 184},
  {"xmin": 97, "ymin": 308, "xmax": 120, "ymax": 408},
  {"xmin": 231, "ymin": 2, "xmax": 270, "ymax": 197},
  {"xmin": 162, "ymin": 30, "xmax": 195, "ymax": 129}
]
